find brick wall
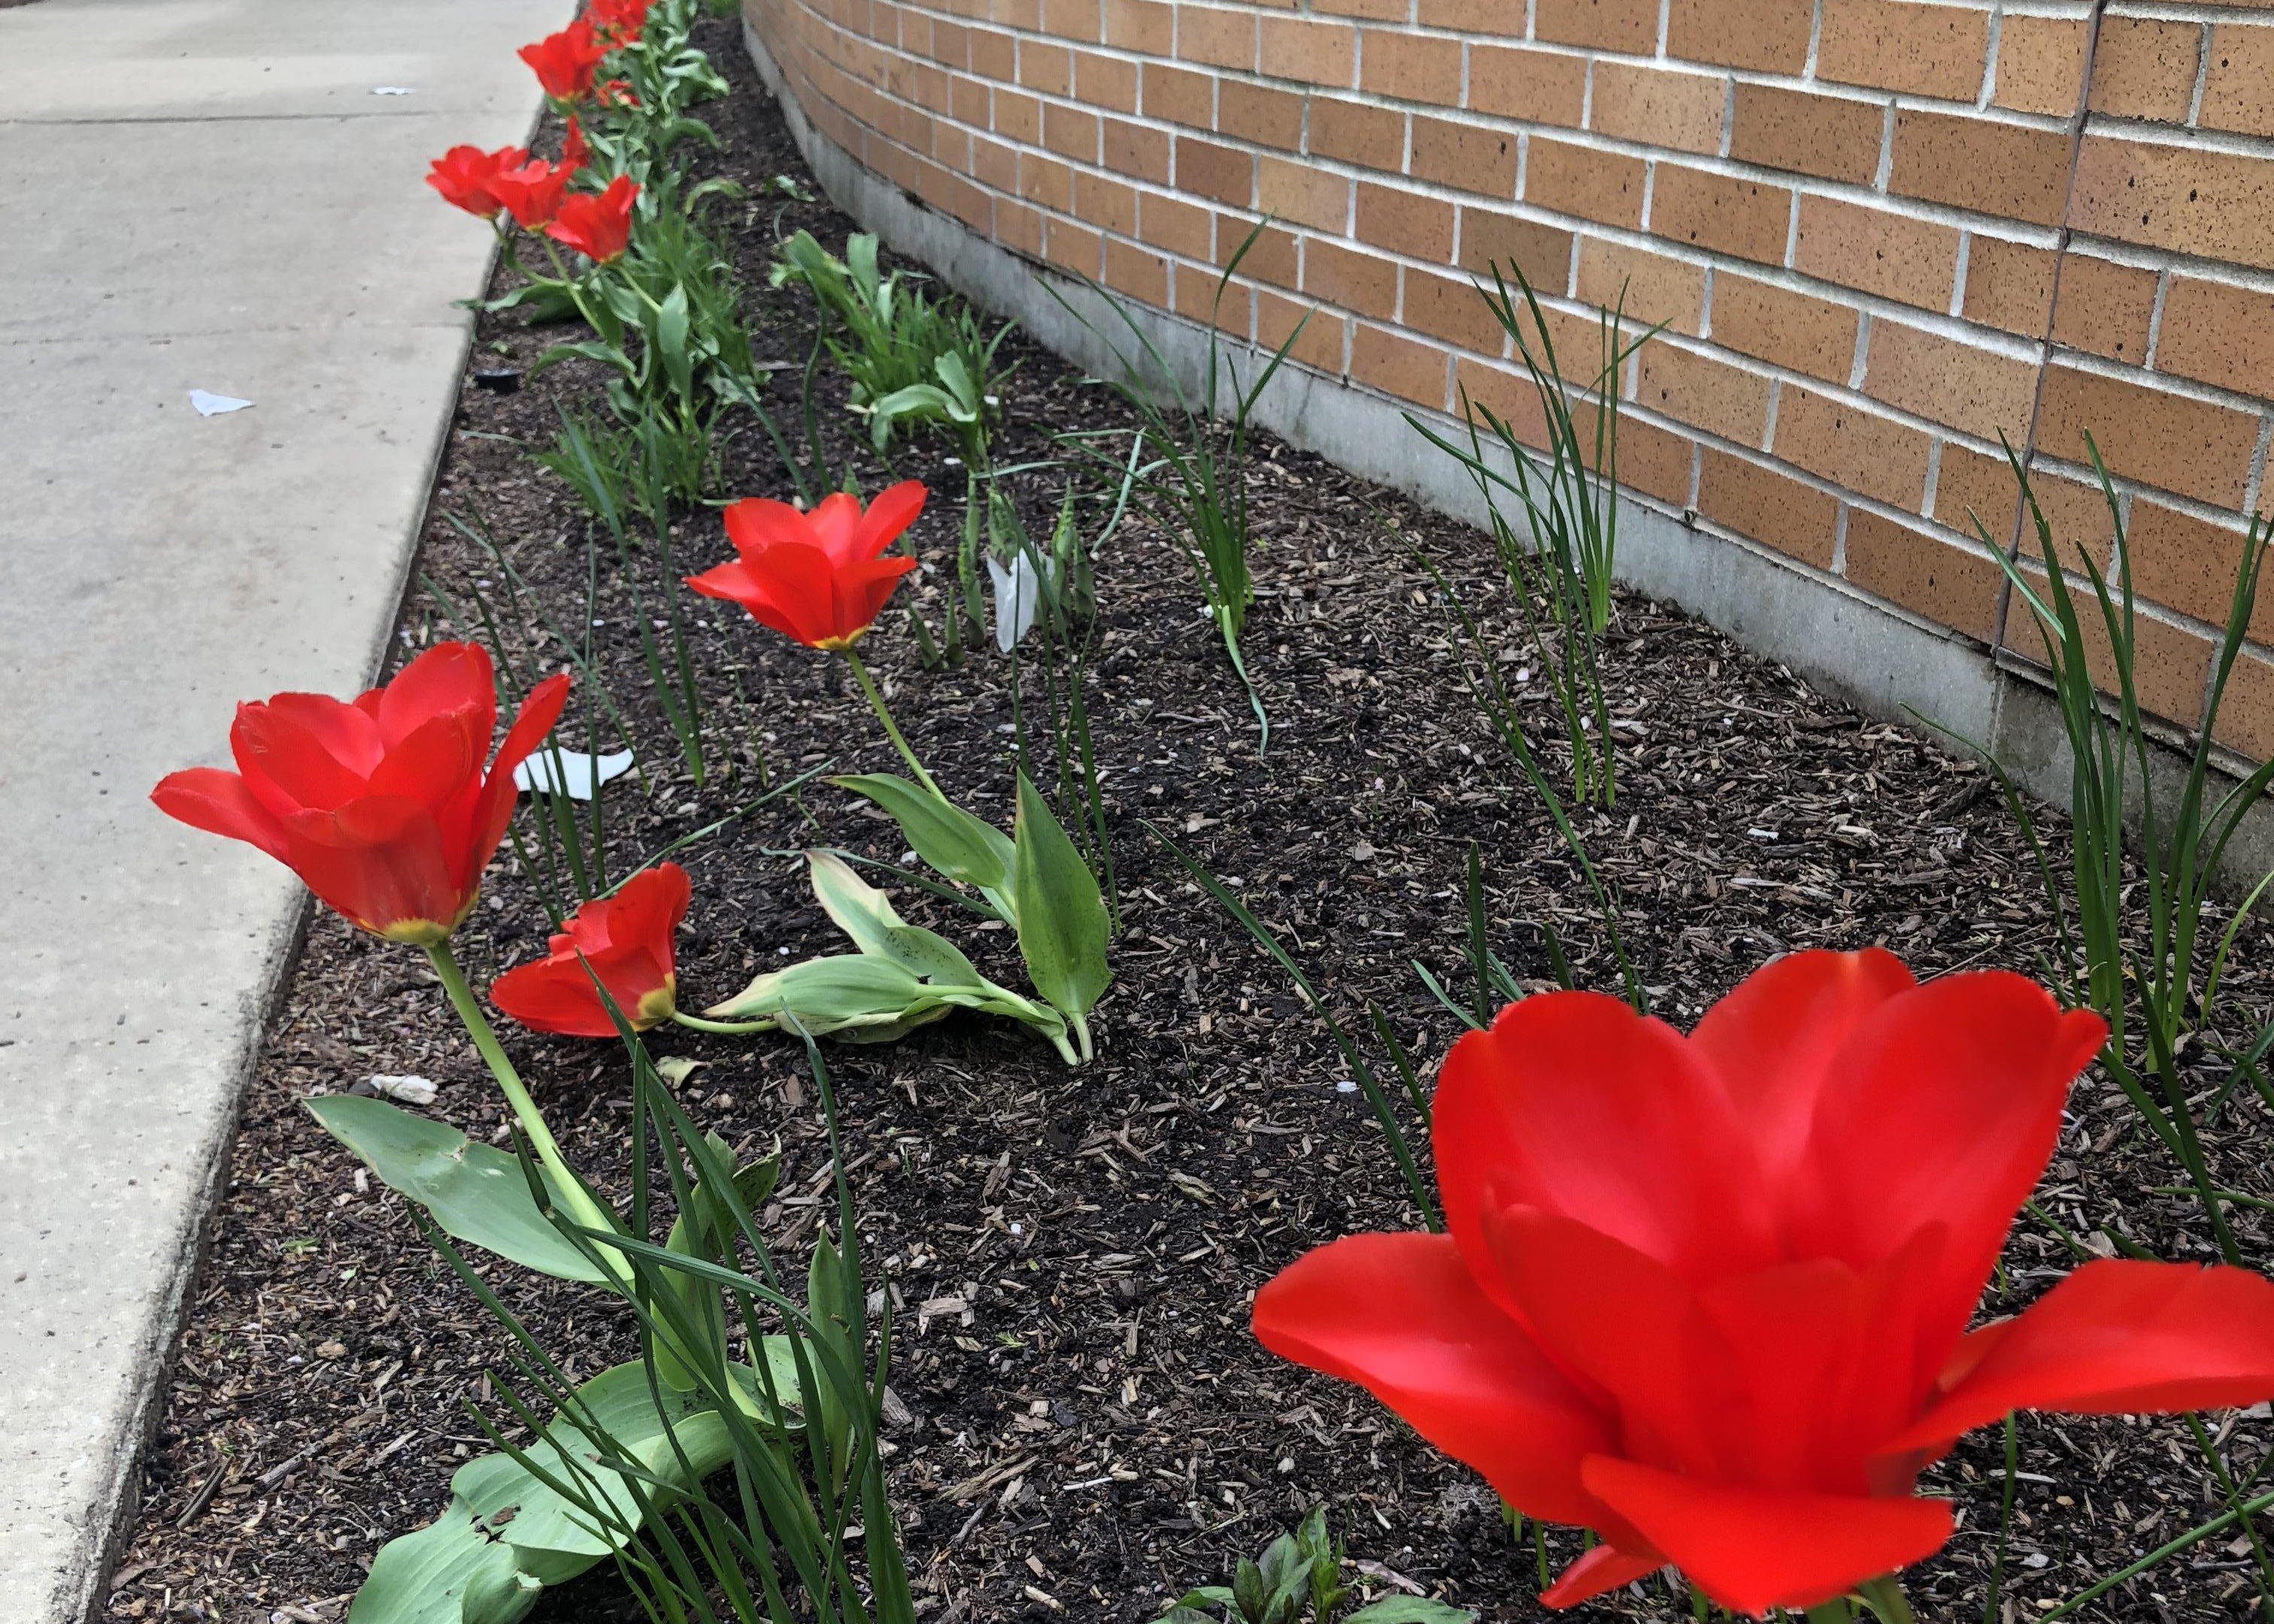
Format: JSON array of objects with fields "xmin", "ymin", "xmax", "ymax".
[{"xmin": 741, "ymin": 0, "xmax": 2274, "ymax": 762}]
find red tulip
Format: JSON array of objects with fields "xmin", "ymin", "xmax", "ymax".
[
  {"xmin": 585, "ymin": 0, "xmax": 650, "ymax": 44},
  {"xmin": 426, "ymin": 144, "xmax": 531, "ymax": 218},
  {"xmin": 491, "ymin": 863, "xmax": 689, "ymax": 1037},
  {"xmin": 559, "ymin": 119, "xmax": 590, "ymax": 177},
  {"xmin": 1253, "ymin": 951, "xmax": 2274, "ymax": 1617},
  {"xmin": 544, "ymin": 174, "xmax": 638, "ymax": 264},
  {"xmin": 686, "ymin": 483, "xmax": 925, "ymax": 650},
  {"xmin": 487, "ymin": 157, "xmax": 573, "ymax": 229},
  {"xmin": 151, "ymin": 645, "xmax": 568, "ymax": 945},
  {"xmin": 596, "ymin": 78, "xmax": 641, "ymax": 110},
  {"xmin": 519, "ymin": 19, "xmax": 609, "ymax": 101}
]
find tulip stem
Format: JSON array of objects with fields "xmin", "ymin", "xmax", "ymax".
[
  {"xmin": 670, "ymin": 1010, "xmax": 780, "ymax": 1035},
  {"xmin": 424, "ymin": 941, "xmax": 619, "ymax": 1250},
  {"xmin": 1854, "ymin": 1577, "xmax": 1917, "ymax": 1623},
  {"xmin": 845, "ymin": 648, "xmax": 944, "ymax": 801}
]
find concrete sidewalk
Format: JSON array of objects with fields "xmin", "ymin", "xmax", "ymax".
[{"xmin": 0, "ymin": 2, "xmax": 566, "ymax": 1617}]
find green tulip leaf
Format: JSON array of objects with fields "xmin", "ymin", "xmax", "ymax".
[
  {"xmin": 307, "ymin": 1095, "xmax": 608, "ymax": 1284},
  {"xmin": 806, "ymin": 850, "xmax": 985, "ymax": 986},
  {"xmin": 832, "ymin": 774, "xmax": 1016, "ymax": 906},
  {"xmin": 1011, "ymin": 771, "xmax": 1111, "ymax": 1020},
  {"xmin": 1342, "ymin": 1601, "xmax": 1478, "ymax": 1622}
]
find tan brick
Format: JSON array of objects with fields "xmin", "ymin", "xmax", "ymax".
[
  {"xmin": 2128, "ymin": 498, "xmax": 2274, "ymax": 640},
  {"xmin": 1102, "ymin": 0, "xmax": 1173, "ymax": 52},
  {"xmin": 2088, "ymin": 15, "xmax": 2202, "ymax": 123},
  {"xmin": 1017, "ymin": 150, "xmax": 1073, "ymax": 214},
  {"xmin": 1469, "ymin": 44, "xmax": 1590, "ymax": 127},
  {"xmin": 996, "ymin": 198, "xmax": 1043, "ymax": 259},
  {"xmin": 1175, "ymin": 136, "xmax": 1254, "ymax": 208},
  {"xmin": 1260, "ymin": 16, "xmax": 1356, "ymax": 87},
  {"xmin": 1796, "ymin": 196, "xmax": 1961, "ymax": 314},
  {"xmin": 1632, "ymin": 342, "xmax": 1775, "ymax": 446},
  {"xmin": 1351, "ymin": 323, "xmax": 1450, "ymax": 407},
  {"xmin": 1699, "ymin": 449, "xmax": 1839, "ymax": 568},
  {"xmin": 2009, "ymin": 571, "xmax": 2215, "ymax": 727},
  {"xmin": 1525, "ymin": 138, "xmax": 1648, "ymax": 229},
  {"xmin": 1102, "ymin": 116, "xmax": 1172, "ymax": 183},
  {"xmin": 1361, "ymin": 28, "xmax": 1463, "ymax": 105},
  {"xmin": 1459, "ymin": 208, "xmax": 1577, "ymax": 288},
  {"xmin": 1417, "ymin": 0, "xmax": 1528, "ymax": 32},
  {"xmin": 2071, "ymin": 135, "xmax": 2274, "ymax": 271},
  {"xmin": 1575, "ymin": 238, "xmax": 1706, "ymax": 336},
  {"xmin": 1045, "ymin": 216, "xmax": 1104, "ymax": 277},
  {"xmin": 970, "ymin": 132, "xmax": 1019, "ymax": 195},
  {"xmin": 1302, "ymin": 238, "xmax": 1401, "ymax": 321},
  {"xmin": 1818, "ymin": 0, "xmax": 1991, "ymax": 100},
  {"xmin": 1140, "ymin": 190, "xmax": 1214, "ymax": 258},
  {"xmin": 1075, "ymin": 171, "xmax": 1139, "ymax": 238},
  {"xmin": 2156, "ymin": 274, "xmax": 2274, "ymax": 398},
  {"xmin": 1411, "ymin": 117, "xmax": 1519, "ymax": 198},
  {"xmin": 1357, "ymin": 182, "xmax": 1457, "ymax": 265},
  {"xmin": 969, "ymin": 26, "xmax": 1017, "ymax": 80},
  {"xmin": 1219, "ymin": 79, "xmax": 1304, "ymax": 149},
  {"xmin": 1590, "ymin": 62, "xmax": 1726, "ymax": 156},
  {"xmin": 1651, "ymin": 166, "xmax": 1791, "ymax": 267},
  {"xmin": 1667, "ymin": 0, "xmax": 1813, "ymax": 72},
  {"xmin": 2201, "ymin": 23, "xmax": 2274, "ymax": 137},
  {"xmin": 1176, "ymin": 4, "xmax": 1256, "ymax": 71},
  {"xmin": 1775, "ymin": 387, "xmax": 1933, "ymax": 509},
  {"xmin": 1603, "ymin": 412, "xmax": 1701, "ymax": 506},
  {"xmin": 1313, "ymin": 0, "xmax": 1405, "ymax": 21},
  {"xmin": 1175, "ymin": 265, "xmax": 1246, "ymax": 329},
  {"xmin": 1309, "ymin": 97, "xmax": 1406, "ymax": 173},
  {"xmin": 2010, "ymin": 466, "xmax": 2121, "ymax": 569},
  {"xmin": 1257, "ymin": 289, "xmax": 1346, "ymax": 373},
  {"xmin": 1711, "ymin": 274, "xmax": 1860, "ymax": 383},
  {"xmin": 1140, "ymin": 61, "xmax": 1213, "ymax": 129},
  {"xmin": 1405, "ymin": 268, "xmax": 1511, "ymax": 353},
  {"xmin": 1534, "ymin": 0, "xmax": 1657, "ymax": 54},
  {"xmin": 2048, "ymin": 254, "xmax": 2159, "ymax": 366},
  {"xmin": 1017, "ymin": 39, "xmax": 1072, "ymax": 95},
  {"xmin": 1845, "ymin": 511, "xmax": 2003, "ymax": 643},
  {"xmin": 1044, "ymin": 0, "xmax": 1101, "ymax": 41},
  {"xmin": 1103, "ymin": 238, "xmax": 1170, "ymax": 305},
  {"xmin": 1933, "ymin": 441, "xmax": 2024, "ymax": 547},
  {"xmin": 1729, "ymin": 85, "xmax": 1884, "ymax": 187},
  {"xmin": 1454, "ymin": 356, "xmax": 1551, "ymax": 447},
  {"xmin": 1993, "ymin": 12, "xmax": 2091, "ymax": 116},
  {"xmin": 2212, "ymin": 652, "xmax": 2274, "ymax": 765},
  {"xmin": 1074, "ymin": 50, "xmax": 1139, "ymax": 113},
  {"xmin": 1889, "ymin": 111, "xmax": 2072, "ymax": 228},
  {"xmin": 1220, "ymin": 219, "xmax": 1299, "ymax": 289},
  {"xmin": 1044, "ymin": 102, "xmax": 1101, "ymax": 163},
  {"xmin": 2036, "ymin": 364, "xmax": 2260, "ymax": 507},
  {"xmin": 1861, "ymin": 320, "xmax": 2037, "ymax": 442},
  {"xmin": 1258, "ymin": 156, "xmax": 1349, "ymax": 232},
  {"xmin": 1962, "ymin": 235, "xmax": 2057, "ymax": 338}
]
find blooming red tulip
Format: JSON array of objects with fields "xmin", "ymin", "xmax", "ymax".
[
  {"xmin": 426, "ymin": 144, "xmax": 531, "ymax": 218},
  {"xmin": 585, "ymin": 0, "xmax": 650, "ymax": 44},
  {"xmin": 1253, "ymin": 950, "xmax": 2274, "ymax": 1617},
  {"xmin": 151, "ymin": 645, "xmax": 568, "ymax": 945},
  {"xmin": 487, "ymin": 157, "xmax": 573, "ymax": 229},
  {"xmin": 559, "ymin": 119, "xmax": 590, "ymax": 177},
  {"xmin": 686, "ymin": 482, "xmax": 926, "ymax": 650},
  {"xmin": 491, "ymin": 863, "xmax": 689, "ymax": 1037},
  {"xmin": 519, "ymin": 19, "xmax": 609, "ymax": 101},
  {"xmin": 544, "ymin": 174, "xmax": 638, "ymax": 263}
]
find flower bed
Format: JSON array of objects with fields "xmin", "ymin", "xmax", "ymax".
[{"xmin": 104, "ymin": 9, "xmax": 2274, "ymax": 1624}]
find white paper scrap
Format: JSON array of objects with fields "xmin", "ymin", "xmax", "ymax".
[
  {"xmin": 371, "ymin": 86, "xmax": 415, "ymax": 95},
  {"xmin": 189, "ymin": 389, "xmax": 253, "ymax": 416},
  {"xmin": 514, "ymin": 747, "xmax": 635, "ymax": 800},
  {"xmin": 987, "ymin": 553, "xmax": 1042, "ymax": 653}
]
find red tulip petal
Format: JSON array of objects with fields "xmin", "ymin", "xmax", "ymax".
[
  {"xmin": 1479, "ymin": 1204, "xmax": 1740, "ymax": 1484},
  {"xmin": 1581, "ymin": 1456, "xmax": 1954, "ymax": 1616},
  {"xmin": 1253, "ymin": 1232, "xmax": 1613, "ymax": 1526},
  {"xmin": 262, "ymin": 692, "xmax": 386, "ymax": 778},
  {"xmin": 1538, "ymin": 1544, "xmax": 1663, "ymax": 1610},
  {"xmin": 150, "ymin": 768, "xmax": 290, "ymax": 862},
  {"xmin": 1881, "ymin": 1261, "xmax": 2274, "ymax": 1459},
  {"xmin": 720, "ymin": 496, "xmax": 811, "ymax": 556},
  {"xmin": 684, "ymin": 557, "xmax": 769, "ymax": 610},
  {"xmin": 833, "ymin": 553, "xmax": 918, "ymax": 640},
  {"xmin": 462, "ymin": 672, "xmax": 572, "ymax": 891},
  {"xmin": 367, "ymin": 709, "xmax": 486, "ymax": 811},
  {"xmin": 282, "ymin": 797, "xmax": 460, "ymax": 937},
  {"xmin": 374, "ymin": 642, "xmax": 495, "ymax": 750},
  {"xmin": 805, "ymin": 491, "xmax": 863, "ymax": 563},
  {"xmin": 491, "ymin": 956, "xmax": 619, "ymax": 1038},
  {"xmin": 853, "ymin": 480, "xmax": 927, "ymax": 560},
  {"xmin": 604, "ymin": 862, "xmax": 692, "ymax": 968},
  {"xmin": 231, "ymin": 701, "xmax": 374, "ymax": 818},
  {"xmin": 1690, "ymin": 948, "xmax": 1914, "ymax": 1190},
  {"xmin": 1797, "ymin": 973, "xmax": 2105, "ymax": 1343},
  {"xmin": 1434, "ymin": 993, "xmax": 1777, "ymax": 1288}
]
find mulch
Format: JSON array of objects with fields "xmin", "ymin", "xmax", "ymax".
[{"xmin": 100, "ymin": 18, "xmax": 2274, "ymax": 1624}]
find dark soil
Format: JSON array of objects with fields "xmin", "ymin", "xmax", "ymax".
[{"xmin": 102, "ymin": 20, "xmax": 2274, "ymax": 1624}]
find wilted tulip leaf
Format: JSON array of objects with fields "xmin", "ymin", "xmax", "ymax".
[
  {"xmin": 1341, "ymin": 1600, "xmax": 1477, "ymax": 1622},
  {"xmin": 806, "ymin": 850, "xmax": 985, "ymax": 987},
  {"xmin": 308, "ymin": 1095, "xmax": 609, "ymax": 1283},
  {"xmin": 1012, "ymin": 771, "xmax": 1111, "ymax": 1022},
  {"xmin": 833, "ymin": 773, "xmax": 1016, "ymax": 906}
]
